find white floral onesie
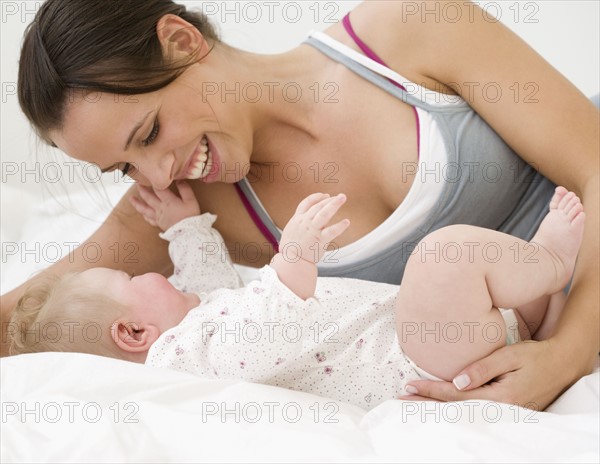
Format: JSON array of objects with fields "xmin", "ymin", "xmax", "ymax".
[{"xmin": 146, "ymin": 214, "xmax": 423, "ymax": 410}]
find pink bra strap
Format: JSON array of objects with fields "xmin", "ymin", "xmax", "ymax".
[
  {"xmin": 342, "ymin": 12, "xmax": 419, "ymax": 156},
  {"xmin": 234, "ymin": 183, "xmax": 280, "ymax": 252},
  {"xmin": 342, "ymin": 14, "xmax": 387, "ymax": 67},
  {"xmin": 342, "ymin": 13, "xmax": 407, "ymax": 91}
]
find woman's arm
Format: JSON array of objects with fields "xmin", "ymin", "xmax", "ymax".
[
  {"xmin": 352, "ymin": 0, "xmax": 599, "ymax": 407},
  {"xmin": 1, "ymin": 184, "xmax": 172, "ymax": 357}
]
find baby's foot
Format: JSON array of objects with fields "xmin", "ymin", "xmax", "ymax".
[{"xmin": 531, "ymin": 186, "xmax": 586, "ymax": 291}]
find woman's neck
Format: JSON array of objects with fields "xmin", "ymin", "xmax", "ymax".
[{"xmin": 217, "ymin": 42, "xmax": 330, "ymax": 165}]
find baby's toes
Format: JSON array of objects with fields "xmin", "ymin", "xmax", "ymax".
[
  {"xmin": 549, "ymin": 186, "xmax": 568, "ymax": 210},
  {"xmin": 563, "ymin": 195, "xmax": 581, "ymax": 216},
  {"xmin": 571, "ymin": 211, "xmax": 586, "ymax": 229},
  {"xmin": 567, "ymin": 202, "xmax": 583, "ymax": 222},
  {"xmin": 557, "ymin": 191, "xmax": 576, "ymax": 211}
]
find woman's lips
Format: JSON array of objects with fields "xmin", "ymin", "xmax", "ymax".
[
  {"xmin": 175, "ymin": 134, "xmax": 221, "ymax": 182},
  {"xmin": 179, "ymin": 136, "xmax": 210, "ymax": 180},
  {"xmin": 176, "ymin": 140, "xmax": 200, "ymax": 180},
  {"xmin": 201, "ymin": 135, "xmax": 220, "ymax": 183}
]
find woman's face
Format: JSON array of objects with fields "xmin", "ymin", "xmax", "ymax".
[{"xmin": 50, "ymin": 66, "xmax": 252, "ymax": 190}]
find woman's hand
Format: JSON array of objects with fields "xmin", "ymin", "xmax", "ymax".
[
  {"xmin": 279, "ymin": 193, "xmax": 350, "ymax": 264},
  {"xmin": 129, "ymin": 181, "xmax": 200, "ymax": 232},
  {"xmin": 401, "ymin": 339, "xmax": 568, "ymax": 410}
]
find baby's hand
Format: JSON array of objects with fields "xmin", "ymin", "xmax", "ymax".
[
  {"xmin": 129, "ymin": 180, "xmax": 200, "ymax": 231},
  {"xmin": 279, "ymin": 193, "xmax": 350, "ymax": 264}
]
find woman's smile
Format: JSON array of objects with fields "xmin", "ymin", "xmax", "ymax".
[
  {"xmin": 201, "ymin": 134, "xmax": 221, "ymax": 183},
  {"xmin": 178, "ymin": 134, "xmax": 221, "ymax": 182},
  {"xmin": 178, "ymin": 135, "xmax": 210, "ymax": 180}
]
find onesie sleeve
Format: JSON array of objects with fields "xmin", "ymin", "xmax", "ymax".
[{"xmin": 159, "ymin": 213, "xmax": 244, "ymax": 295}]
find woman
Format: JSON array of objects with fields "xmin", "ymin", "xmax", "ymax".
[{"xmin": 2, "ymin": 0, "xmax": 598, "ymax": 410}]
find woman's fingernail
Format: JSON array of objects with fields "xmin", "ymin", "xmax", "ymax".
[
  {"xmin": 453, "ymin": 374, "xmax": 471, "ymax": 390},
  {"xmin": 405, "ymin": 385, "xmax": 418, "ymax": 394}
]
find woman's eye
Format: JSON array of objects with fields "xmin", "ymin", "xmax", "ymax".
[
  {"xmin": 121, "ymin": 163, "xmax": 131, "ymax": 177},
  {"xmin": 142, "ymin": 119, "xmax": 160, "ymax": 146}
]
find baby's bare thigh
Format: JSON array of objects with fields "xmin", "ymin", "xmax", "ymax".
[{"xmin": 394, "ymin": 236, "xmax": 507, "ymax": 381}]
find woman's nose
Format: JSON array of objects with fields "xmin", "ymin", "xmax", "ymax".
[
  {"xmin": 144, "ymin": 171, "xmax": 172, "ymax": 190},
  {"xmin": 141, "ymin": 153, "xmax": 173, "ymax": 190}
]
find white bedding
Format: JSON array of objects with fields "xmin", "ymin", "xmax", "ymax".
[
  {"xmin": 2, "ymin": 352, "xmax": 598, "ymax": 463},
  {"xmin": 1, "ymin": 182, "xmax": 599, "ymax": 463}
]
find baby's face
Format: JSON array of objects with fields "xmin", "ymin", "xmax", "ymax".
[{"xmin": 77, "ymin": 268, "xmax": 200, "ymax": 333}]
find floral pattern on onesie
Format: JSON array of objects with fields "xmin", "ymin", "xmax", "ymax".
[{"xmin": 146, "ymin": 213, "xmax": 422, "ymax": 410}]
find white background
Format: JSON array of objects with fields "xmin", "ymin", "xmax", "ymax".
[{"xmin": 1, "ymin": 0, "xmax": 599, "ymax": 200}]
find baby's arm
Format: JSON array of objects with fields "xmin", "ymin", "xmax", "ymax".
[
  {"xmin": 160, "ymin": 214, "xmax": 243, "ymax": 294},
  {"xmin": 130, "ymin": 181, "xmax": 243, "ymax": 294},
  {"xmin": 270, "ymin": 193, "xmax": 349, "ymax": 300}
]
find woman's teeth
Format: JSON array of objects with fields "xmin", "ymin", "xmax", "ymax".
[{"xmin": 187, "ymin": 136, "xmax": 213, "ymax": 179}]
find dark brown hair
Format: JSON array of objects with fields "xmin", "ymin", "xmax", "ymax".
[{"xmin": 18, "ymin": 0, "xmax": 220, "ymax": 145}]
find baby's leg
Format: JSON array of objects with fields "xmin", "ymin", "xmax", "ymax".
[
  {"xmin": 505, "ymin": 289, "xmax": 566, "ymax": 341},
  {"xmin": 396, "ymin": 187, "xmax": 585, "ymax": 381}
]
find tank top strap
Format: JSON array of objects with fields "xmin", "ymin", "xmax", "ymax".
[
  {"xmin": 304, "ymin": 30, "xmax": 466, "ymax": 114},
  {"xmin": 341, "ymin": 13, "xmax": 397, "ymax": 77},
  {"xmin": 234, "ymin": 179, "xmax": 281, "ymax": 251}
]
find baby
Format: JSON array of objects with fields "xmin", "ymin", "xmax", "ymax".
[{"xmin": 8, "ymin": 181, "xmax": 585, "ymax": 410}]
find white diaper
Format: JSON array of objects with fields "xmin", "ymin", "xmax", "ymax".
[
  {"xmin": 407, "ymin": 307, "xmax": 522, "ymax": 381},
  {"xmin": 499, "ymin": 307, "xmax": 521, "ymax": 346}
]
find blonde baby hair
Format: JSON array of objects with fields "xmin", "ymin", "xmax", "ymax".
[{"xmin": 8, "ymin": 272, "xmax": 129, "ymax": 359}]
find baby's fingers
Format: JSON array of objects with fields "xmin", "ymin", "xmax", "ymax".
[
  {"xmin": 137, "ymin": 185, "xmax": 162, "ymax": 209},
  {"xmin": 153, "ymin": 185, "xmax": 178, "ymax": 203},
  {"xmin": 129, "ymin": 196, "xmax": 158, "ymax": 227},
  {"xmin": 175, "ymin": 180, "xmax": 197, "ymax": 203},
  {"xmin": 296, "ymin": 193, "xmax": 331, "ymax": 215},
  {"xmin": 312, "ymin": 194, "xmax": 347, "ymax": 229},
  {"xmin": 321, "ymin": 218, "xmax": 351, "ymax": 242}
]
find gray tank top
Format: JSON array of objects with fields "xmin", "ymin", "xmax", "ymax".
[{"xmin": 238, "ymin": 31, "xmax": 557, "ymax": 284}]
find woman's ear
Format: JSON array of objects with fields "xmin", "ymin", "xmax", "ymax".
[
  {"xmin": 110, "ymin": 319, "xmax": 161, "ymax": 354},
  {"xmin": 156, "ymin": 14, "xmax": 207, "ymax": 61}
]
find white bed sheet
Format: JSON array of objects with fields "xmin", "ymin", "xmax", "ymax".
[
  {"xmin": 1, "ymin": 182, "xmax": 599, "ymax": 463},
  {"xmin": 2, "ymin": 352, "xmax": 598, "ymax": 463}
]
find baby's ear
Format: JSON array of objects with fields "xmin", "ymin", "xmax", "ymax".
[{"xmin": 110, "ymin": 319, "xmax": 161, "ymax": 353}]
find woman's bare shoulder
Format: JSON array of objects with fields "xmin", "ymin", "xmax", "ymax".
[
  {"xmin": 323, "ymin": 1, "xmax": 456, "ymax": 95},
  {"xmin": 328, "ymin": 1, "xmax": 598, "ymax": 189}
]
